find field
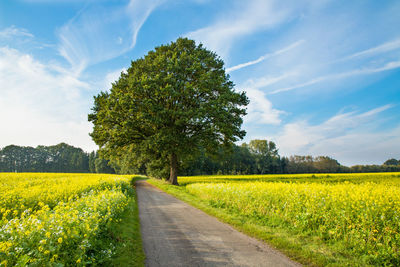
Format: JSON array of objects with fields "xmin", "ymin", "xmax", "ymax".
[
  {"xmin": 149, "ymin": 172, "xmax": 400, "ymax": 266},
  {"xmin": 2, "ymin": 172, "xmax": 399, "ymax": 266},
  {"xmin": 0, "ymin": 173, "xmax": 145, "ymax": 266}
]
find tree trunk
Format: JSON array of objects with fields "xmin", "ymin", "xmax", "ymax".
[{"xmin": 169, "ymin": 152, "xmax": 179, "ymax": 185}]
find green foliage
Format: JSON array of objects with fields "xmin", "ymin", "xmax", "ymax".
[
  {"xmin": 248, "ymin": 139, "xmax": 278, "ymax": 156},
  {"xmin": 179, "ymin": 141, "xmax": 346, "ymax": 176},
  {"xmin": 247, "ymin": 140, "xmax": 280, "ymax": 174},
  {"xmin": 384, "ymin": 158, "xmax": 399, "ymax": 166},
  {"xmin": 89, "ymin": 37, "xmax": 248, "ymax": 184},
  {"xmin": 285, "ymin": 155, "xmax": 343, "ymax": 173},
  {"xmin": 89, "ymin": 151, "xmax": 96, "ymax": 173},
  {"xmin": 94, "ymin": 157, "xmax": 115, "ymax": 174},
  {"xmin": 0, "ymin": 143, "xmax": 90, "ymax": 173},
  {"xmin": 0, "ymin": 144, "xmax": 119, "ymax": 174},
  {"xmin": 349, "ymin": 164, "xmax": 400, "ymax": 173}
]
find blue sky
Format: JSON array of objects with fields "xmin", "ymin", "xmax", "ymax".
[{"xmin": 0, "ymin": 0, "xmax": 399, "ymax": 166}]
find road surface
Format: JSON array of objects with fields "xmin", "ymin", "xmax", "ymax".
[{"xmin": 136, "ymin": 180, "xmax": 300, "ymax": 267}]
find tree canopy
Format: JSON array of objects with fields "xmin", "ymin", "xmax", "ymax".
[
  {"xmin": 383, "ymin": 158, "xmax": 399, "ymax": 166},
  {"xmin": 0, "ymin": 143, "xmax": 87, "ymax": 172},
  {"xmin": 88, "ymin": 38, "xmax": 249, "ymax": 184}
]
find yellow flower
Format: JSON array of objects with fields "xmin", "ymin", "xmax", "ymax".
[
  {"xmin": 51, "ymin": 254, "xmax": 58, "ymax": 262},
  {"xmin": 58, "ymin": 238, "xmax": 63, "ymax": 244},
  {"xmin": 76, "ymin": 259, "xmax": 81, "ymax": 264}
]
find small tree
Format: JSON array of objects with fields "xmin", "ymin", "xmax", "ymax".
[
  {"xmin": 88, "ymin": 38, "xmax": 248, "ymax": 184},
  {"xmin": 383, "ymin": 158, "xmax": 399, "ymax": 166},
  {"xmin": 248, "ymin": 139, "xmax": 279, "ymax": 174}
]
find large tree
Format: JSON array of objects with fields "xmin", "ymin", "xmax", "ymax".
[{"xmin": 88, "ymin": 38, "xmax": 248, "ymax": 184}]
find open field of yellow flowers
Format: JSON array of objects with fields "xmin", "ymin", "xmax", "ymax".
[
  {"xmin": 0, "ymin": 173, "xmax": 138, "ymax": 266},
  {"xmin": 181, "ymin": 173, "xmax": 400, "ymax": 265}
]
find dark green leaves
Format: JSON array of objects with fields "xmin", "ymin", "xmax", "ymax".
[{"xmin": 88, "ymin": 37, "xmax": 248, "ymax": 180}]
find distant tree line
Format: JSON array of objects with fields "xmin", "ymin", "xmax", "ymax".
[
  {"xmin": 0, "ymin": 143, "xmax": 114, "ymax": 173},
  {"xmin": 105, "ymin": 139, "xmax": 400, "ymax": 176},
  {"xmin": 1, "ymin": 141, "xmax": 399, "ymax": 175},
  {"xmin": 179, "ymin": 143, "xmax": 400, "ymax": 175},
  {"xmin": 350, "ymin": 158, "xmax": 400, "ymax": 173}
]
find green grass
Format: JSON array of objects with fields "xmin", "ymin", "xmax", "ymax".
[
  {"xmin": 147, "ymin": 174, "xmax": 400, "ymax": 266},
  {"xmin": 108, "ymin": 177, "xmax": 146, "ymax": 267}
]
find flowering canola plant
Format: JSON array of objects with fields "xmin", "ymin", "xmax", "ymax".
[
  {"xmin": 0, "ymin": 173, "xmax": 136, "ymax": 266},
  {"xmin": 186, "ymin": 173, "xmax": 400, "ymax": 265}
]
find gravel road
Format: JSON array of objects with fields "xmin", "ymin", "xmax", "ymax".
[{"xmin": 136, "ymin": 180, "xmax": 300, "ymax": 267}]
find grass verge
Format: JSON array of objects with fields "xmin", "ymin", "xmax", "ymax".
[
  {"xmin": 108, "ymin": 177, "xmax": 146, "ymax": 267},
  {"xmin": 147, "ymin": 178, "xmax": 363, "ymax": 267}
]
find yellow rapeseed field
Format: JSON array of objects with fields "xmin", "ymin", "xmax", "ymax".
[
  {"xmin": 183, "ymin": 173, "xmax": 400, "ymax": 265},
  {"xmin": 0, "ymin": 173, "xmax": 136, "ymax": 266}
]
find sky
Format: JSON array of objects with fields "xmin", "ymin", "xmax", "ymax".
[{"xmin": 0, "ymin": 0, "xmax": 399, "ymax": 166}]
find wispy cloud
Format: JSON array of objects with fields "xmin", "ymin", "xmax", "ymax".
[
  {"xmin": 228, "ymin": 2, "xmax": 400, "ymax": 102},
  {"xmin": 226, "ymin": 40, "xmax": 305, "ymax": 73},
  {"xmin": 246, "ymin": 73, "xmax": 294, "ymax": 89},
  {"xmin": 270, "ymin": 60, "xmax": 400, "ymax": 94},
  {"xmin": 338, "ymin": 38, "xmax": 400, "ymax": 62},
  {"xmin": 275, "ymin": 105, "xmax": 397, "ymax": 165},
  {"xmin": 0, "ymin": 26, "xmax": 34, "ymax": 39},
  {"xmin": 186, "ymin": 0, "xmax": 297, "ymax": 59},
  {"xmin": 58, "ymin": 0, "xmax": 164, "ymax": 74}
]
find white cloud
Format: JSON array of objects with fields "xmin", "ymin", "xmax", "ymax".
[
  {"xmin": 246, "ymin": 73, "xmax": 293, "ymax": 89},
  {"xmin": 244, "ymin": 87, "xmax": 284, "ymax": 125},
  {"xmin": 275, "ymin": 105, "xmax": 398, "ymax": 166},
  {"xmin": 239, "ymin": 73, "xmax": 294, "ymax": 125},
  {"xmin": 0, "ymin": 47, "xmax": 97, "ymax": 151},
  {"xmin": 270, "ymin": 60, "xmax": 400, "ymax": 94},
  {"xmin": 231, "ymin": 3, "xmax": 400, "ymax": 101},
  {"xmin": 58, "ymin": 0, "xmax": 164, "ymax": 73},
  {"xmin": 245, "ymin": 96, "xmax": 283, "ymax": 125},
  {"xmin": 186, "ymin": 0, "xmax": 295, "ymax": 59},
  {"xmin": 0, "ymin": 26, "xmax": 34, "ymax": 39},
  {"xmin": 226, "ymin": 40, "xmax": 305, "ymax": 73},
  {"xmin": 338, "ymin": 38, "xmax": 400, "ymax": 62}
]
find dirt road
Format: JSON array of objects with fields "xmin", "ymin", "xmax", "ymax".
[{"xmin": 136, "ymin": 180, "xmax": 300, "ymax": 267}]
